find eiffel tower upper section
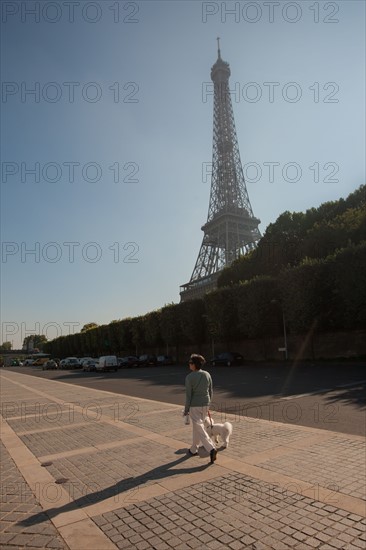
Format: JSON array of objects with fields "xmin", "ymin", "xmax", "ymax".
[{"xmin": 180, "ymin": 41, "xmax": 261, "ymax": 302}]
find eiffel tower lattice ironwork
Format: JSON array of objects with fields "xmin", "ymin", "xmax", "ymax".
[{"xmin": 180, "ymin": 40, "xmax": 262, "ymax": 302}]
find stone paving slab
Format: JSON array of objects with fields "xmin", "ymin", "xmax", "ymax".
[
  {"xmin": 97, "ymin": 402, "xmax": 179, "ymax": 422},
  {"xmin": 1, "ymin": 399, "xmax": 62, "ymax": 419},
  {"xmin": 259, "ymin": 436, "xmax": 366, "ymax": 502},
  {"xmin": 211, "ymin": 420, "xmax": 308, "ymax": 457},
  {"xmin": 0, "ymin": 441, "xmax": 68, "ymax": 549},
  {"xmin": 73, "ymin": 398, "xmax": 177, "ymax": 413},
  {"xmin": 1, "ymin": 370, "xmax": 365, "ymax": 550},
  {"xmin": 5, "ymin": 400, "xmax": 171, "ymax": 433},
  {"xmin": 19, "ymin": 422, "xmax": 136, "ymax": 457},
  {"xmin": 7, "ymin": 410, "xmax": 90, "ymax": 434},
  {"xmin": 93, "ymin": 472, "xmax": 366, "ymax": 550},
  {"xmin": 125, "ymin": 410, "xmax": 191, "ymax": 434},
  {"xmin": 39, "ymin": 441, "xmax": 215, "ymax": 509}
]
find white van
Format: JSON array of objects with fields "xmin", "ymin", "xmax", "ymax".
[{"xmin": 96, "ymin": 356, "xmax": 118, "ymax": 372}]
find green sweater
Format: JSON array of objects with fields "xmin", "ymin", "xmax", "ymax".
[{"xmin": 185, "ymin": 370, "xmax": 213, "ymax": 414}]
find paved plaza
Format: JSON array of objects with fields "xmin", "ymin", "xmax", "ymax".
[{"xmin": 0, "ymin": 369, "xmax": 365, "ymax": 549}]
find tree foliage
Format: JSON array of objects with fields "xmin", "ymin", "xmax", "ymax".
[
  {"xmin": 143, "ymin": 311, "xmax": 163, "ymax": 348},
  {"xmin": 81, "ymin": 323, "xmax": 98, "ymax": 332},
  {"xmin": 0, "ymin": 341, "xmax": 12, "ymax": 351},
  {"xmin": 218, "ymin": 184, "xmax": 366, "ymax": 287},
  {"xmin": 130, "ymin": 317, "xmax": 145, "ymax": 355},
  {"xmin": 178, "ymin": 300, "xmax": 206, "ymax": 345},
  {"xmin": 43, "ymin": 185, "xmax": 366, "ymax": 358},
  {"xmin": 23, "ymin": 335, "xmax": 47, "ymax": 351},
  {"xmin": 279, "ymin": 259, "xmax": 331, "ymax": 333},
  {"xmin": 160, "ymin": 304, "xmax": 182, "ymax": 348},
  {"xmin": 204, "ymin": 287, "xmax": 241, "ymax": 344},
  {"xmin": 237, "ymin": 276, "xmax": 280, "ymax": 338}
]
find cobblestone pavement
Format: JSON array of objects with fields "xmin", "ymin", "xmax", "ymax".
[
  {"xmin": 1, "ymin": 369, "xmax": 365, "ymax": 550},
  {"xmin": 0, "ymin": 441, "xmax": 68, "ymax": 549}
]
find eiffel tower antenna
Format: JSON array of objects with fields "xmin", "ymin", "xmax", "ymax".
[{"xmin": 180, "ymin": 41, "xmax": 261, "ymax": 301}]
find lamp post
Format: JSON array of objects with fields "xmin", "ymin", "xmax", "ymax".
[
  {"xmin": 281, "ymin": 309, "xmax": 288, "ymax": 361},
  {"xmin": 271, "ymin": 300, "xmax": 288, "ymax": 361}
]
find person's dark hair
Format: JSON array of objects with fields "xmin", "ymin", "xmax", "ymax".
[{"xmin": 189, "ymin": 354, "xmax": 206, "ymax": 369}]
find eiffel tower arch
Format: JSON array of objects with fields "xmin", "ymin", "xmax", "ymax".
[{"xmin": 180, "ymin": 41, "xmax": 261, "ymax": 302}]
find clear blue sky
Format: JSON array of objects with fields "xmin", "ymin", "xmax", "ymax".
[{"xmin": 1, "ymin": 1, "xmax": 365, "ymax": 349}]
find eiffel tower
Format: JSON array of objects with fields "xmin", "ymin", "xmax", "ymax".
[{"xmin": 180, "ymin": 40, "xmax": 261, "ymax": 302}]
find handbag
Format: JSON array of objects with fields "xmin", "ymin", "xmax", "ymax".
[{"xmin": 182, "ymin": 410, "xmax": 190, "ymax": 425}]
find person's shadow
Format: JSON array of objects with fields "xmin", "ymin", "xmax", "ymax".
[{"xmin": 18, "ymin": 451, "xmax": 212, "ymax": 527}]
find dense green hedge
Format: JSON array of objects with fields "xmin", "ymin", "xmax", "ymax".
[
  {"xmin": 218, "ymin": 185, "xmax": 366, "ymax": 287},
  {"xmin": 44, "ymin": 241, "xmax": 366, "ymax": 358},
  {"xmin": 44, "ymin": 185, "xmax": 366, "ymax": 358}
]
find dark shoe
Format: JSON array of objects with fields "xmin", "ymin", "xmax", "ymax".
[
  {"xmin": 210, "ymin": 448, "xmax": 217, "ymax": 464},
  {"xmin": 187, "ymin": 450, "xmax": 198, "ymax": 456}
]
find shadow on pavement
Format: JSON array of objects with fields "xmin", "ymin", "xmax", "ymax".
[
  {"xmin": 17, "ymin": 453, "xmax": 212, "ymax": 527},
  {"xmin": 40, "ymin": 362, "xmax": 366, "ymax": 406},
  {"xmin": 324, "ymin": 383, "xmax": 366, "ymax": 409},
  {"xmin": 6, "ymin": 362, "xmax": 366, "ymax": 408}
]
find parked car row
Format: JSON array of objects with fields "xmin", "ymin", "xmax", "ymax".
[
  {"xmin": 3, "ymin": 351, "xmax": 244, "ymax": 372},
  {"xmin": 118, "ymin": 355, "xmax": 175, "ymax": 368},
  {"xmin": 40, "ymin": 352, "xmax": 243, "ymax": 372},
  {"xmin": 7, "ymin": 359, "xmax": 24, "ymax": 367},
  {"xmin": 56, "ymin": 356, "xmax": 118, "ymax": 372},
  {"xmin": 12, "ymin": 357, "xmax": 56, "ymax": 367},
  {"xmin": 40, "ymin": 354, "xmax": 176, "ymax": 373},
  {"xmin": 210, "ymin": 352, "xmax": 244, "ymax": 366}
]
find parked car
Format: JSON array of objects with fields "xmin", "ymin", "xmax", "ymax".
[
  {"xmin": 157, "ymin": 355, "xmax": 174, "ymax": 366},
  {"xmin": 138, "ymin": 354, "xmax": 157, "ymax": 367},
  {"xmin": 42, "ymin": 360, "xmax": 58, "ymax": 370},
  {"xmin": 10, "ymin": 359, "xmax": 23, "ymax": 366},
  {"xmin": 79, "ymin": 357, "xmax": 94, "ymax": 367},
  {"xmin": 4, "ymin": 358, "xmax": 23, "ymax": 367},
  {"xmin": 59, "ymin": 357, "xmax": 81, "ymax": 369},
  {"xmin": 96, "ymin": 356, "xmax": 118, "ymax": 372},
  {"xmin": 32, "ymin": 357, "xmax": 51, "ymax": 367},
  {"xmin": 210, "ymin": 352, "xmax": 243, "ymax": 366},
  {"xmin": 22, "ymin": 359, "xmax": 34, "ymax": 366},
  {"xmin": 118, "ymin": 356, "xmax": 139, "ymax": 368},
  {"xmin": 82, "ymin": 359, "xmax": 98, "ymax": 372}
]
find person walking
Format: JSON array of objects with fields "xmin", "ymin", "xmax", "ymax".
[{"xmin": 184, "ymin": 354, "xmax": 217, "ymax": 464}]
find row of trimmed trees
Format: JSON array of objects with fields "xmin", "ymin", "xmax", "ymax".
[
  {"xmin": 43, "ymin": 241, "xmax": 366, "ymax": 359},
  {"xmin": 44, "ymin": 185, "xmax": 366, "ymax": 359}
]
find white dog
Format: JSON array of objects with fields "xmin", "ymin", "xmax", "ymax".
[{"xmin": 204, "ymin": 416, "xmax": 233, "ymax": 448}]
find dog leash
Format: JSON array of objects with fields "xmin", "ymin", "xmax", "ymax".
[{"xmin": 207, "ymin": 409, "xmax": 213, "ymax": 429}]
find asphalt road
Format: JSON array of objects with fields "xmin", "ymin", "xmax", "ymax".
[{"xmin": 2, "ymin": 362, "xmax": 366, "ymax": 436}]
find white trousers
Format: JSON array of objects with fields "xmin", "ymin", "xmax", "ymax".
[{"xmin": 189, "ymin": 406, "xmax": 215, "ymax": 454}]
